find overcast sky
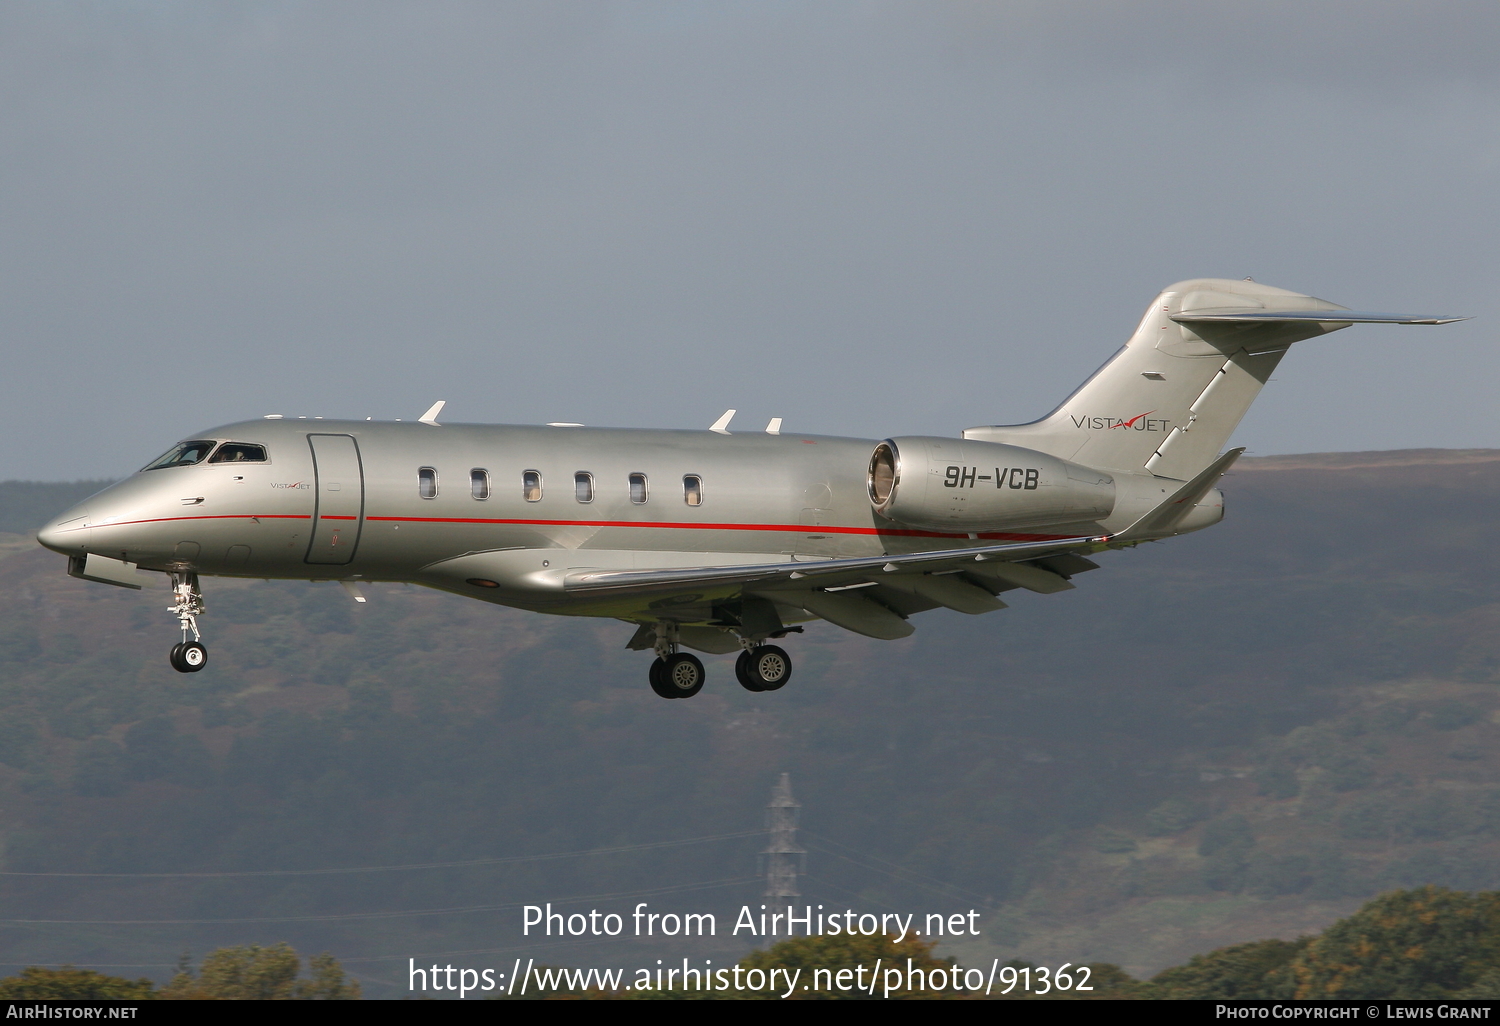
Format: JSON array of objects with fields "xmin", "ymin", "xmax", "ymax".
[{"xmin": 2, "ymin": 1, "xmax": 1497, "ymax": 480}]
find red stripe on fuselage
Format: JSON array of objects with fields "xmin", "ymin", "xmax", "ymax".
[
  {"xmin": 85, "ymin": 512, "xmax": 1076, "ymax": 544},
  {"xmin": 362, "ymin": 514, "xmax": 1074, "ymax": 542}
]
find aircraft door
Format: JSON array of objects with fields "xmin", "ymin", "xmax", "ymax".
[{"xmin": 305, "ymin": 434, "xmax": 365, "ymax": 565}]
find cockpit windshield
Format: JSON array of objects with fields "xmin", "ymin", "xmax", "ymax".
[
  {"xmin": 140, "ymin": 440, "xmax": 218, "ymax": 471},
  {"xmin": 208, "ymin": 443, "xmax": 268, "ymax": 464}
]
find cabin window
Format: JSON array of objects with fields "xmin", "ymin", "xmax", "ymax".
[
  {"xmin": 208, "ymin": 442, "xmax": 269, "ymax": 464},
  {"xmin": 629, "ymin": 473, "xmax": 648, "ymax": 504},
  {"xmin": 418, "ymin": 467, "xmax": 437, "ymax": 499},
  {"xmin": 683, "ymin": 475, "xmax": 703, "ymax": 507},
  {"xmin": 141, "ymin": 440, "xmax": 217, "ymax": 471},
  {"xmin": 470, "ymin": 469, "xmax": 490, "ymax": 499},
  {"xmin": 575, "ymin": 472, "xmax": 594, "ymax": 503},
  {"xmin": 523, "ymin": 470, "xmax": 542, "ymax": 502}
]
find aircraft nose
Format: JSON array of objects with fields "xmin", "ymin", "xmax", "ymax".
[{"xmin": 37, "ymin": 508, "xmax": 90, "ymax": 555}]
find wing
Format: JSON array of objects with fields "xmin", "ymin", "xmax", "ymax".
[
  {"xmin": 575, "ymin": 448, "xmax": 1244, "ymax": 641},
  {"xmin": 565, "ymin": 533, "xmax": 1104, "ymax": 595},
  {"xmin": 574, "ymin": 534, "xmax": 1105, "ymax": 640}
]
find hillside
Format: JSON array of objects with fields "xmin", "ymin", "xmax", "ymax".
[{"xmin": 0, "ymin": 451, "xmax": 1498, "ymax": 995}]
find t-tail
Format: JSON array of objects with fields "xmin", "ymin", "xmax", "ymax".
[{"xmin": 964, "ymin": 278, "xmax": 1465, "ymax": 480}]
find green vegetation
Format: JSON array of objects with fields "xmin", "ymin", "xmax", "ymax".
[
  {"xmin": 1140, "ymin": 887, "xmax": 1500, "ymax": 999},
  {"xmin": 162, "ymin": 944, "xmax": 359, "ymax": 1000},
  {"xmin": 0, "ymin": 966, "xmax": 156, "ymax": 1000},
  {"xmin": 0, "ymin": 455, "xmax": 1499, "ymax": 992},
  {"xmin": 1282, "ymin": 887, "xmax": 1500, "ymax": 998},
  {"xmin": 1144, "ymin": 938, "xmax": 1308, "ymax": 999},
  {"xmin": 0, "ymin": 945, "xmax": 357, "ymax": 1000}
]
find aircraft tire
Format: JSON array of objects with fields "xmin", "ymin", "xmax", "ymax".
[
  {"xmin": 662, "ymin": 653, "xmax": 705, "ymax": 698},
  {"xmin": 648, "ymin": 658, "xmax": 677, "ymax": 699},
  {"xmin": 734, "ymin": 651, "xmax": 765, "ymax": 692},
  {"xmin": 744, "ymin": 645, "xmax": 792, "ymax": 692},
  {"xmin": 172, "ymin": 642, "xmax": 208, "ymax": 674}
]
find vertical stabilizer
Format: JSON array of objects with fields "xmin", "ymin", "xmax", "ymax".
[{"xmin": 964, "ymin": 279, "xmax": 1351, "ymax": 479}]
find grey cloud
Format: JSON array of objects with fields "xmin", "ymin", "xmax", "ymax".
[{"xmin": 1, "ymin": 1, "xmax": 1497, "ymax": 479}]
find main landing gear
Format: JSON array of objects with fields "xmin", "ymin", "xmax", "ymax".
[
  {"xmin": 650, "ymin": 653, "xmax": 705, "ymax": 700},
  {"xmin": 646, "ymin": 622, "xmax": 703, "ymax": 699},
  {"xmin": 167, "ymin": 571, "xmax": 208, "ymax": 674},
  {"xmin": 735, "ymin": 645, "xmax": 791, "ymax": 693},
  {"xmin": 644, "ymin": 623, "xmax": 794, "ymax": 700}
]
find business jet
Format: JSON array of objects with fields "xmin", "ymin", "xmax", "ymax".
[{"xmin": 37, "ymin": 279, "xmax": 1462, "ymax": 699}]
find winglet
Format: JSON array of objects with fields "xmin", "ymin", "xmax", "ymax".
[
  {"xmin": 419, "ymin": 400, "xmax": 446, "ymax": 426},
  {"xmin": 1111, "ymin": 447, "xmax": 1245, "ymax": 543},
  {"xmin": 765, "ymin": 418, "xmax": 782, "ymax": 435},
  {"xmin": 710, "ymin": 409, "xmax": 736, "ymax": 434}
]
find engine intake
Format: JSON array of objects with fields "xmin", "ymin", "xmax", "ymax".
[{"xmin": 868, "ymin": 437, "xmax": 1115, "ymax": 532}]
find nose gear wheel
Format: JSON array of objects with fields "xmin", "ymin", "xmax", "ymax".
[{"xmin": 170, "ymin": 641, "xmax": 208, "ymax": 673}]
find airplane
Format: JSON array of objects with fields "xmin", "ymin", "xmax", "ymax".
[{"xmin": 36, "ymin": 278, "xmax": 1464, "ymax": 699}]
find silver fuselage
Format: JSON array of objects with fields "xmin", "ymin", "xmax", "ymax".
[{"xmin": 38, "ymin": 418, "xmax": 1172, "ymax": 625}]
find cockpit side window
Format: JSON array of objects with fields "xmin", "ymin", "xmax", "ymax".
[
  {"xmin": 208, "ymin": 443, "xmax": 269, "ymax": 464},
  {"xmin": 141, "ymin": 440, "xmax": 218, "ymax": 471}
]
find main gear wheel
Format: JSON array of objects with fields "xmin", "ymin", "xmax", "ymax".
[{"xmin": 735, "ymin": 645, "xmax": 791, "ymax": 692}]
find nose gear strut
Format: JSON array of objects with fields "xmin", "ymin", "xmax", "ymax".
[{"xmin": 167, "ymin": 571, "xmax": 208, "ymax": 673}]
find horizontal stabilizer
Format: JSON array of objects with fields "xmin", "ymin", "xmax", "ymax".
[
  {"xmin": 1112, "ymin": 448, "xmax": 1244, "ymax": 543},
  {"xmin": 1173, "ymin": 309, "xmax": 1467, "ymax": 325}
]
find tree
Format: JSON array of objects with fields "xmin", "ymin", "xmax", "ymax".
[
  {"xmin": 1144, "ymin": 938, "xmax": 1309, "ymax": 999},
  {"xmin": 1284, "ymin": 887, "xmax": 1500, "ymax": 999},
  {"xmin": 296, "ymin": 952, "xmax": 363, "ymax": 1000},
  {"xmin": 0, "ymin": 966, "xmax": 155, "ymax": 999},
  {"xmin": 161, "ymin": 944, "xmax": 359, "ymax": 1000}
]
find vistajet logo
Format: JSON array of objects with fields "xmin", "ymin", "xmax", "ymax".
[{"xmin": 1070, "ymin": 412, "xmax": 1170, "ymax": 432}]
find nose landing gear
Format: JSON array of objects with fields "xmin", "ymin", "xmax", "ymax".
[
  {"xmin": 167, "ymin": 572, "xmax": 207, "ymax": 674},
  {"xmin": 170, "ymin": 641, "xmax": 208, "ymax": 673}
]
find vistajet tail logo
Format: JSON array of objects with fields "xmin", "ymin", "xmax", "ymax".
[{"xmin": 1070, "ymin": 412, "xmax": 1170, "ymax": 432}]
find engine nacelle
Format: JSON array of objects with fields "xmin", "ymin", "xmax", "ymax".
[{"xmin": 867, "ymin": 437, "xmax": 1115, "ymax": 531}]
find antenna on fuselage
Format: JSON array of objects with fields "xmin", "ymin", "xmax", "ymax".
[
  {"xmin": 709, "ymin": 409, "xmax": 736, "ymax": 434},
  {"xmin": 419, "ymin": 400, "xmax": 446, "ymax": 426}
]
